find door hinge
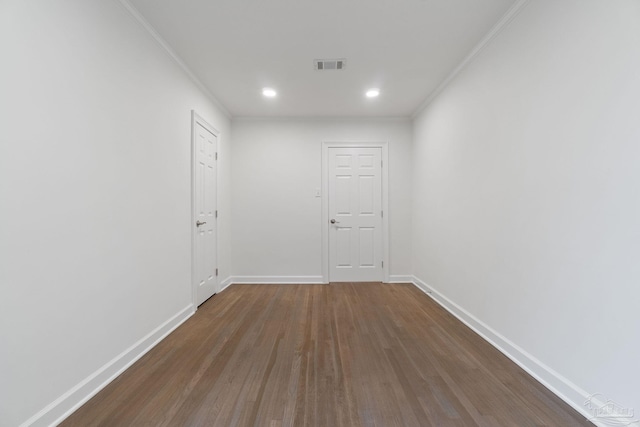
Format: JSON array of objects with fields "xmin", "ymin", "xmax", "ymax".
[
  {"xmin": 381, "ymin": 210, "xmax": 383, "ymax": 218},
  {"xmin": 215, "ymin": 268, "xmax": 218, "ymax": 276},
  {"xmin": 215, "ymin": 210, "xmax": 218, "ymax": 218},
  {"xmin": 381, "ymin": 261, "xmax": 384, "ymax": 268},
  {"xmin": 215, "ymin": 152, "xmax": 218, "ymax": 160},
  {"xmin": 381, "ymin": 160, "xmax": 383, "ymax": 168}
]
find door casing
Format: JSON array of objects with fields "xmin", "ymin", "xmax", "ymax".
[{"xmin": 321, "ymin": 141, "xmax": 390, "ymax": 284}]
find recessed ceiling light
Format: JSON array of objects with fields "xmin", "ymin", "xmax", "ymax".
[
  {"xmin": 366, "ymin": 89, "xmax": 380, "ymax": 98},
  {"xmin": 262, "ymin": 88, "xmax": 277, "ymax": 98}
]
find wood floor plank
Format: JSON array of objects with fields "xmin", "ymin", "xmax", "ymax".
[{"xmin": 61, "ymin": 283, "xmax": 593, "ymax": 427}]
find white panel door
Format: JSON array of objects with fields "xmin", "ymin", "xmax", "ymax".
[
  {"xmin": 328, "ymin": 147, "xmax": 383, "ymax": 282},
  {"xmin": 194, "ymin": 122, "xmax": 217, "ymax": 306}
]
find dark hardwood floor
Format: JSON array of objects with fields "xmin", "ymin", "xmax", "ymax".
[{"xmin": 61, "ymin": 283, "xmax": 593, "ymax": 426}]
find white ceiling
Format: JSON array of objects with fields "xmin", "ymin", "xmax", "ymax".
[{"xmin": 128, "ymin": 0, "xmax": 517, "ymax": 117}]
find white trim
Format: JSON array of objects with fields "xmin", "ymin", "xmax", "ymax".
[
  {"xmin": 411, "ymin": 0, "xmax": 531, "ymax": 118},
  {"xmin": 321, "ymin": 142, "xmax": 390, "ymax": 284},
  {"xmin": 410, "ymin": 276, "xmax": 600, "ymax": 425},
  {"xmin": 191, "ymin": 111, "xmax": 220, "ymax": 308},
  {"xmin": 230, "ymin": 276, "xmax": 325, "ymax": 285},
  {"xmin": 21, "ymin": 305, "xmax": 194, "ymax": 427},
  {"xmin": 219, "ymin": 276, "xmax": 234, "ymax": 292},
  {"xmin": 116, "ymin": 0, "xmax": 231, "ymax": 119},
  {"xmin": 388, "ymin": 275, "xmax": 413, "ymax": 283}
]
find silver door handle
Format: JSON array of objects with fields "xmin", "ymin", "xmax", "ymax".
[
  {"xmin": 330, "ymin": 219, "xmax": 340, "ymax": 224},
  {"xmin": 196, "ymin": 221, "xmax": 207, "ymax": 227}
]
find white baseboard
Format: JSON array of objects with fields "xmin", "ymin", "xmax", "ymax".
[
  {"xmin": 20, "ymin": 277, "xmax": 621, "ymax": 427},
  {"xmin": 21, "ymin": 304, "xmax": 195, "ymax": 427},
  {"xmin": 219, "ymin": 276, "xmax": 233, "ymax": 292},
  {"xmin": 230, "ymin": 276, "xmax": 325, "ymax": 284},
  {"xmin": 230, "ymin": 275, "xmax": 414, "ymax": 285},
  {"xmin": 410, "ymin": 276, "xmax": 612, "ymax": 426},
  {"xmin": 388, "ymin": 275, "xmax": 413, "ymax": 283}
]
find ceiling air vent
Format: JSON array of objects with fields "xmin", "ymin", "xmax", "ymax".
[{"xmin": 314, "ymin": 58, "xmax": 346, "ymax": 71}]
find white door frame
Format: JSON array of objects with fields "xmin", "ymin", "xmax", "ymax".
[
  {"xmin": 321, "ymin": 141, "xmax": 390, "ymax": 284},
  {"xmin": 191, "ymin": 111, "xmax": 219, "ymax": 308}
]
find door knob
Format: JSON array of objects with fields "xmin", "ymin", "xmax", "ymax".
[
  {"xmin": 196, "ymin": 220, "xmax": 207, "ymax": 227},
  {"xmin": 330, "ymin": 219, "xmax": 340, "ymax": 224}
]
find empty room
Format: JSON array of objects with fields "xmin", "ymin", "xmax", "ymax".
[{"xmin": 1, "ymin": 0, "xmax": 638, "ymax": 426}]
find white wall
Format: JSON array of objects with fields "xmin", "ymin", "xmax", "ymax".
[
  {"xmin": 412, "ymin": 0, "xmax": 640, "ymax": 417},
  {"xmin": 231, "ymin": 118, "xmax": 412, "ymax": 281},
  {"xmin": 4, "ymin": 0, "xmax": 637, "ymax": 425},
  {"xmin": 0, "ymin": 1, "xmax": 231, "ymax": 425}
]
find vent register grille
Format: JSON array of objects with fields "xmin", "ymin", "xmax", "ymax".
[{"xmin": 314, "ymin": 59, "xmax": 346, "ymax": 70}]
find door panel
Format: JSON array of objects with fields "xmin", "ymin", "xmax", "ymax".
[
  {"xmin": 335, "ymin": 176, "xmax": 352, "ymax": 214},
  {"xmin": 328, "ymin": 147, "xmax": 382, "ymax": 282},
  {"xmin": 336, "ymin": 227, "xmax": 352, "ymax": 267},
  {"xmin": 358, "ymin": 175, "xmax": 375, "ymax": 214},
  {"xmin": 359, "ymin": 227, "xmax": 375, "ymax": 266},
  {"xmin": 194, "ymin": 121, "xmax": 217, "ymax": 306}
]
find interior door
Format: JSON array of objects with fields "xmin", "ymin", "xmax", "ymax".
[
  {"xmin": 328, "ymin": 147, "xmax": 383, "ymax": 282},
  {"xmin": 194, "ymin": 121, "xmax": 218, "ymax": 306}
]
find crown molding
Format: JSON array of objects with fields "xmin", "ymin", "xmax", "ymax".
[
  {"xmin": 411, "ymin": 0, "xmax": 531, "ymax": 119},
  {"xmin": 116, "ymin": 0, "xmax": 232, "ymax": 119}
]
